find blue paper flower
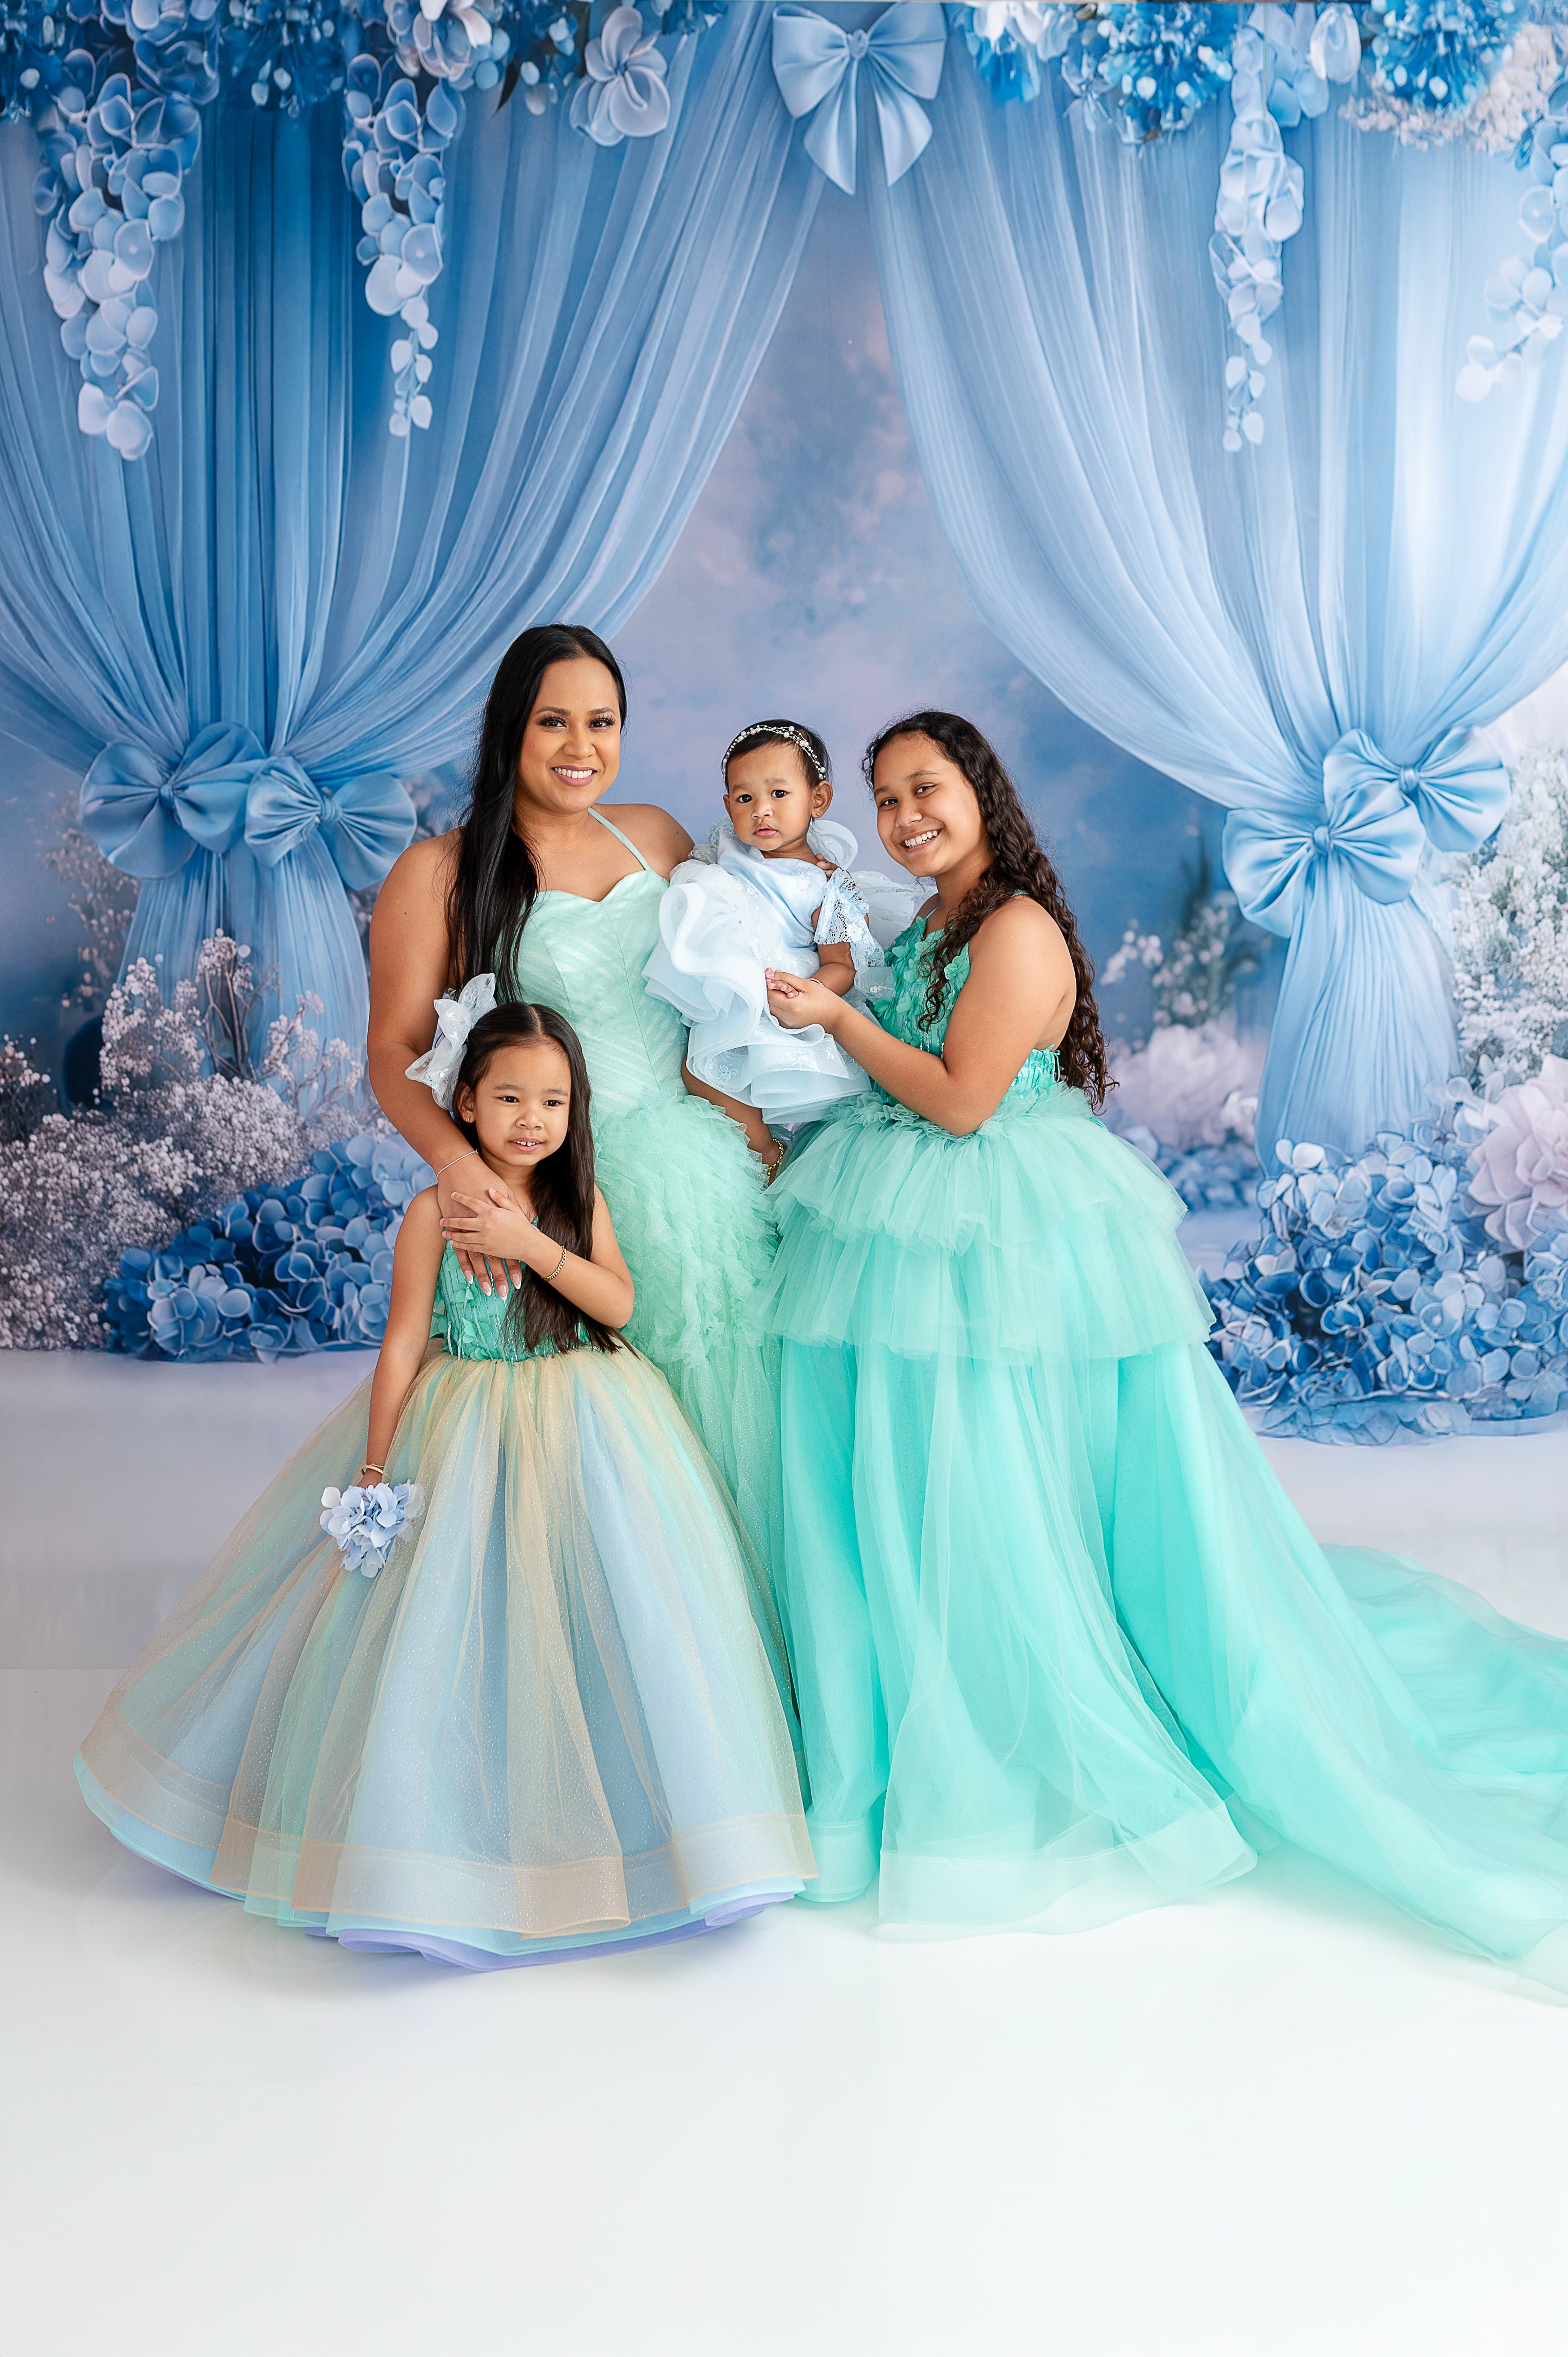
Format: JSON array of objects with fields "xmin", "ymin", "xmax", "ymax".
[
  {"xmin": 570, "ymin": 5, "xmax": 669, "ymax": 144},
  {"xmin": 320, "ymin": 1478, "xmax": 425, "ymax": 1575}
]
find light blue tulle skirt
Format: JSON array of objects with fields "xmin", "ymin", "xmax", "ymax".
[
  {"xmin": 768, "ymin": 1079, "xmax": 1568, "ymax": 1987},
  {"xmin": 78, "ymin": 1345, "xmax": 813, "ymax": 1967}
]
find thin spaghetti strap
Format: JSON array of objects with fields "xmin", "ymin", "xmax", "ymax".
[{"xmin": 588, "ymin": 807, "xmax": 652, "ymax": 870}]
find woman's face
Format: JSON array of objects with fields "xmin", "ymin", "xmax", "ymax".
[
  {"xmin": 514, "ymin": 657, "xmax": 623, "ymax": 813},
  {"xmin": 871, "ymin": 733, "xmax": 986, "ymax": 879}
]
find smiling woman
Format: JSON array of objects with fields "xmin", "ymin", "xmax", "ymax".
[{"xmin": 366, "ymin": 625, "xmax": 793, "ymax": 1621}]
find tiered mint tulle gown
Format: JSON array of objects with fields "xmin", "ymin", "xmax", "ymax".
[
  {"xmin": 769, "ymin": 922, "xmax": 1568, "ymax": 1982},
  {"xmin": 77, "ymin": 1249, "xmax": 813, "ymax": 1966},
  {"xmin": 511, "ymin": 810, "xmax": 783, "ymax": 1579}
]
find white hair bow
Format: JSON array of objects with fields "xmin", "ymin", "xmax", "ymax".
[{"xmin": 404, "ymin": 972, "xmax": 497, "ymax": 1109}]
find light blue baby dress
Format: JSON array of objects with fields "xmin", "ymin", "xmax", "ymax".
[{"xmin": 644, "ymin": 819, "xmax": 926, "ymax": 1126}]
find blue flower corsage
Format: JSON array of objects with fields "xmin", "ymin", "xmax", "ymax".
[{"xmin": 320, "ymin": 1479, "xmax": 426, "ymax": 1576}]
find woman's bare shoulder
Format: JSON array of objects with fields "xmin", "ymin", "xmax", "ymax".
[
  {"xmin": 382, "ymin": 828, "xmax": 460, "ymax": 907},
  {"xmin": 599, "ymin": 803, "xmax": 694, "ymax": 874}
]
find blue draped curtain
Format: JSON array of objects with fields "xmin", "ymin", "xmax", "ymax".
[
  {"xmin": 867, "ymin": 54, "xmax": 1568, "ymax": 1158},
  {"xmin": 0, "ymin": 6, "xmax": 819, "ymax": 1059}
]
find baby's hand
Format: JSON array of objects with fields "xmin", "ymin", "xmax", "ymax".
[{"xmin": 766, "ymin": 970, "xmax": 843, "ymax": 1033}]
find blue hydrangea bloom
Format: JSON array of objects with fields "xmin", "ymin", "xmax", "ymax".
[
  {"xmin": 1063, "ymin": 3, "xmax": 1234, "ymax": 144},
  {"xmin": 1364, "ymin": 0, "xmax": 1521, "ymax": 116},
  {"xmin": 103, "ymin": 1134, "xmax": 432, "ymax": 1361},
  {"xmin": 1203, "ymin": 1099, "xmax": 1568, "ymax": 1442}
]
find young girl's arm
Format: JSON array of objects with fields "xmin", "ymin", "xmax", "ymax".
[
  {"xmin": 439, "ymin": 1184, "xmax": 637, "ymax": 1330},
  {"xmin": 680, "ymin": 1060, "xmax": 780, "ymax": 1168},
  {"xmin": 361, "ymin": 1190, "xmax": 446, "ymax": 1480},
  {"xmin": 766, "ymin": 899, "xmax": 1075, "ymax": 1138}
]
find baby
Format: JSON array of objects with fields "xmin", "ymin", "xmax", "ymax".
[{"xmin": 643, "ymin": 718, "xmax": 925, "ymax": 1134}]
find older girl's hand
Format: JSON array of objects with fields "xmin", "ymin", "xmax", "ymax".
[{"xmin": 766, "ymin": 969, "xmax": 845, "ymax": 1034}]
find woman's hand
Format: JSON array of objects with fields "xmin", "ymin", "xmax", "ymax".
[
  {"xmin": 436, "ymin": 1157, "xmax": 522, "ymax": 1294},
  {"xmin": 766, "ymin": 969, "xmax": 845, "ymax": 1034},
  {"xmin": 442, "ymin": 1183, "xmax": 548, "ymax": 1290}
]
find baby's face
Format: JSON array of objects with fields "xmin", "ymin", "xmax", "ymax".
[{"xmin": 724, "ymin": 746, "xmax": 829, "ymax": 858}]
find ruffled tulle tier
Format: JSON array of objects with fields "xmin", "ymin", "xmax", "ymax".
[
  {"xmin": 78, "ymin": 1350, "xmax": 813, "ymax": 1965},
  {"xmin": 767, "ymin": 1081, "xmax": 1213, "ymax": 1362},
  {"xmin": 591, "ymin": 1090, "xmax": 784, "ymax": 1581},
  {"xmin": 773, "ymin": 1090, "xmax": 1568, "ymax": 1983}
]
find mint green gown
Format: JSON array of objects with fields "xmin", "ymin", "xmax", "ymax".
[
  {"xmin": 511, "ymin": 811, "xmax": 783, "ymax": 1582},
  {"xmin": 768, "ymin": 923, "xmax": 1568, "ymax": 1984}
]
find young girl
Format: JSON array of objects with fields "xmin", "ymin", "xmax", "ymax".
[
  {"xmin": 77, "ymin": 1000, "xmax": 814, "ymax": 1969},
  {"xmin": 644, "ymin": 718, "xmax": 924, "ymax": 1145},
  {"xmin": 762, "ymin": 708, "xmax": 1568, "ymax": 1989}
]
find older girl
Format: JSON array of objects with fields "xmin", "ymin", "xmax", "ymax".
[{"xmin": 763, "ymin": 709, "xmax": 1568, "ymax": 1989}]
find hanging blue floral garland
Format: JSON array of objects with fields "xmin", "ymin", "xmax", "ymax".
[
  {"xmin": 945, "ymin": 2, "xmax": 1568, "ymax": 446},
  {"xmin": 13, "ymin": 0, "xmax": 1568, "ymax": 457},
  {"xmin": 8, "ymin": 0, "xmax": 723, "ymax": 454},
  {"xmin": 18, "ymin": 0, "xmax": 216, "ymax": 460}
]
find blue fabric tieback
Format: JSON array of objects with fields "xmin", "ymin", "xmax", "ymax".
[
  {"xmin": 772, "ymin": 2, "xmax": 947, "ymax": 196},
  {"xmin": 81, "ymin": 723, "xmax": 415, "ymax": 889},
  {"xmin": 244, "ymin": 757, "xmax": 416, "ymax": 892},
  {"xmin": 80, "ymin": 723, "xmax": 257, "ymax": 879},
  {"xmin": 1222, "ymin": 726, "xmax": 1509, "ymax": 938}
]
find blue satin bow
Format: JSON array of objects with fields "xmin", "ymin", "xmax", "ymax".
[
  {"xmin": 81, "ymin": 723, "xmax": 257, "ymax": 879},
  {"xmin": 81, "ymin": 723, "xmax": 415, "ymax": 890},
  {"xmin": 1223, "ymin": 726, "xmax": 1509, "ymax": 938},
  {"xmin": 245, "ymin": 757, "xmax": 415, "ymax": 892},
  {"xmin": 772, "ymin": 3, "xmax": 948, "ymax": 196}
]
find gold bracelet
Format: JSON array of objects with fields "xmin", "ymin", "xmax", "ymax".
[
  {"xmin": 358, "ymin": 1461, "xmax": 387, "ymax": 1481},
  {"xmin": 545, "ymin": 1244, "xmax": 568, "ymax": 1283}
]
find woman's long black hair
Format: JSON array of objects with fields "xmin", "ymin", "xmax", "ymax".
[
  {"xmin": 864, "ymin": 711, "xmax": 1112, "ymax": 1108},
  {"xmin": 451, "ymin": 1001, "xmax": 621, "ymax": 1357},
  {"xmin": 447, "ymin": 624, "xmax": 628, "ymax": 989}
]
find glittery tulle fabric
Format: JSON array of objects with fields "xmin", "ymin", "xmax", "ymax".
[
  {"xmin": 768, "ymin": 925, "xmax": 1568, "ymax": 1984},
  {"xmin": 78, "ymin": 1257, "xmax": 813, "ymax": 1966}
]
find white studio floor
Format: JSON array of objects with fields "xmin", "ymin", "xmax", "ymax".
[{"xmin": 5, "ymin": 1341, "xmax": 1568, "ymax": 2357}]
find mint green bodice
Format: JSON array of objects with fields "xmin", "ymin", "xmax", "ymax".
[
  {"xmin": 436, "ymin": 1246, "xmax": 580, "ymax": 1363},
  {"xmin": 511, "ymin": 855, "xmax": 685, "ymax": 1121},
  {"xmin": 876, "ymin": 922, "xmax": 1059, "ymax": 1108}
]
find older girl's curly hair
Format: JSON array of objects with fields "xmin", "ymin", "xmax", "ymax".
[{"xmin": 863, "ymin": 711, "xmax": 1111, "ymax": 1108}]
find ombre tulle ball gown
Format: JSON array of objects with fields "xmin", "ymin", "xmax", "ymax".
[
  {"xmin": 512, "ymin": 809, "xmax": 783, "ymax": 1577},
  {"xmin": 768, "ymin": 922, "xmax": 1568, "ymax": 1984},
  {"xmin": 77, "ymin": 1250, "xmax": 814, "ymax": 1967}
]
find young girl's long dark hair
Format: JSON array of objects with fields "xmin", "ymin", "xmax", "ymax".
[
  {"xmin": 451, "ymin": 1001, "xmax": 621, "ymax": 1357},
  {"xmin": 864, "ymin": 711, "xmax": 1111, "ymax": 1108},
  {"xmin": 447, "ymin": 624, "xmax": 628, "ymax": 989}
]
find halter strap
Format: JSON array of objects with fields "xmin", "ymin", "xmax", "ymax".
[{"xmin": 588, "ymin": 807, "xmax": 652, "ymax": 870}]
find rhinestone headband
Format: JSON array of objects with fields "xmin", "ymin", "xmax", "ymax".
[{"xmin": 723, "ymin": 720, "xmax": 828, "ymax": 784}]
